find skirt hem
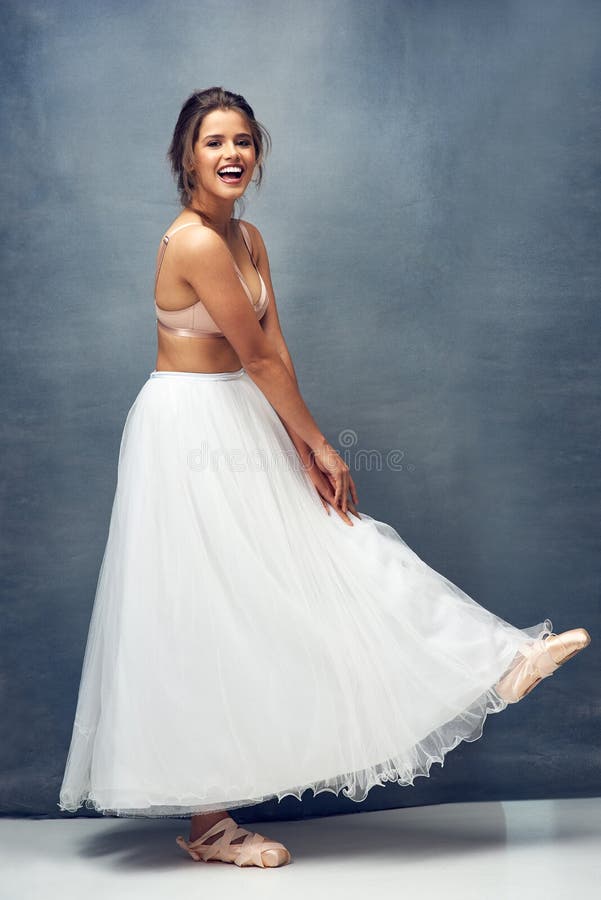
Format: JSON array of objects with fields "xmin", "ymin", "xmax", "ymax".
[{"xmin": 57, "ymin": 619, "xmax": 552, "ymax": 820}]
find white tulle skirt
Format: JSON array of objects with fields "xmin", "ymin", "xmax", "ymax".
[{"xmin": 58, "ymin": 367, "xmax": 553, "ymax": 818}]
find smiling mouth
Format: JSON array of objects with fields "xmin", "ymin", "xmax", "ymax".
[{"xmin": 217, "ymin": 166, "xmax": 244, "ymax": 184}]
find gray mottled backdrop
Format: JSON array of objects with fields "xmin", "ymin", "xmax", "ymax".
[{"xmin": 2, "ymin": 0, "xmax": 599, "ymax": 820}]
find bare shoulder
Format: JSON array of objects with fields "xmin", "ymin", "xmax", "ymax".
[{"xmin": 164, "ymin": 220, "xmax": 223, "ymax": 257}]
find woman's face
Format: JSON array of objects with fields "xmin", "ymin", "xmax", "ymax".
[{"xmin": 192, "ymin": 108, "xmax": 257, "ymax": 200}]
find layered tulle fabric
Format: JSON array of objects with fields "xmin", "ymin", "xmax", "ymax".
[{"xmin": 58, "ymin": 367, "xmax": 553, "ymax": 818}]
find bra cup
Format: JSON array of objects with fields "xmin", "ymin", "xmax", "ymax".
[
  {"xmin": 190, "ymin": 299, "xmax": 221, "ymax": 334},
  {"xmin": 154, "ymin": 218, "xmax": 269, "ymax": 336},
  {"xmin": 155, "ymin": 267, "xmax": 269, "ymax": 337}
]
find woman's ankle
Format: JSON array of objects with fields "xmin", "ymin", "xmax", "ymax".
[{"xmin": 189, "ymin": 810, "xmax": 232, "ymax": 841}]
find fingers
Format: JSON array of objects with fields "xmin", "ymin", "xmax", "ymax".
[
  {"xmin": 334, "ymin": 475, "xmax": 342, "ymax": 508},
  {"xmin": 341, "ymin": 471, "xmax": 355, "ymax": 515},
  {"xmin": 334, "ymin": 505, "xmax": 354, "ymax": 526},
  {"xmin": 313, "ymin": 475, "xmax": 335, "ymax": 516},
  {"xmin": 332, "ymin": 488, "xmax": 359, "ymax": 526},
  {"xmin": 334, "ymin": 471, "xmax": 358, "ymax": 518},
  {"xmin": 340, "ymin": 476, "xmax": 347, "ymax": 513},
  {"xmin": 349, "ymin": 474, "xmax": 359, "ymax": 506},
  {"xmin": 316, "ymin": 482, "xmax": 354, "ymax": 525},
  {"xmin": 322, "ymin": 489, "xmax": 359, "ymax": 526},
  {"xmin": 347, "ymin": 500, "xmax": 360, "ymax": 518},
  {"xmin": 314, "ymin": 455, "xmax": 360, "ymax": 524}
]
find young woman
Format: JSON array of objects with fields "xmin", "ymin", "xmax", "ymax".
[{"xmin": 58, "ymin": 87, "xmax": 591, "ymax": 869}]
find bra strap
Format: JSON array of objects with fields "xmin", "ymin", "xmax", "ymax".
[{"xmin": 154, "ymin": 222, "xmax": 205, "ymax": 296}]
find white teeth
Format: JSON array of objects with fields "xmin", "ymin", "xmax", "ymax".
[{"xmin": 218, "ymin": 166, "xmax": 243, "ymax": 175}]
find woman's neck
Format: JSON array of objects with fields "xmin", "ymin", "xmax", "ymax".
[{"xmin": 186, "ymin": 194, "xmax": 235, "ymax": 237}]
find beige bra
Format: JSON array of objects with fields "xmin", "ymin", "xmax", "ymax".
[{"xmin": 154, "ymin": 220, "xmax": 269, "ymax": 338}]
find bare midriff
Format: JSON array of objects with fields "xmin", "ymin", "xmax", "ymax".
[{"xmin": 154, "ymin": 324, "xmax": 247, "ymax": 374}]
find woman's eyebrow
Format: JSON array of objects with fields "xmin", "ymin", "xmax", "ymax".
[{"xmin": 203, "ymin": 132, "xmax": 252, "ymax": 139}]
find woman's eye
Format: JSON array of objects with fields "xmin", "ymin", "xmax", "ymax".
[{"xmin": 207, "ymin": 140, "xmax": 251, "ymax": 147}]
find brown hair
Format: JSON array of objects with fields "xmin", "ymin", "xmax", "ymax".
[{"xmin": 167, "ymin": 87, "xmax": 272, "ymax": 208}]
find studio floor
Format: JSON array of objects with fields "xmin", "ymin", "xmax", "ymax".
[{"xmin": 2, "ymin": 797, "xmax": 600, "ymax": 899}]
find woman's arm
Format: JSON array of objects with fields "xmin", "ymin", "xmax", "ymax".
[
  {"xmin": 245, "ymin": 223, "xmax": 359, "ymax": 523},
  {"xmin": 243, "ymin": 223, "xmax": 314, "ymax": 465},
  {"xmin": 175, "ymin": 222, "xmax": 358, "ymax": 516},
  {"xmin": 176, "ymin": 224, "xmax": 325, "ymax": 451},
  {"xmin": 272, "ymin": 345, "xmax": 317, "ymax": 476}
]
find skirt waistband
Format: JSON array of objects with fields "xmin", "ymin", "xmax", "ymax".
[{"xmin": 149, "ymin": 368, "xmax": 245, "ymax": 382}]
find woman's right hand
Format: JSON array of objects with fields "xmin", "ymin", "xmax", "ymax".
[{"xmin": 312, "ymin": 439, "xmax": 360, "ymax": 521}]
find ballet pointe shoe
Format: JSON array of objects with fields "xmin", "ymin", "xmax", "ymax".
[
  {"xmin": 495, "ymin": 628, "xmax": 591, "ymax": 704},
  {"xmin": 176, "ymin": 815, "xmax": 292, "ymax": 867}
]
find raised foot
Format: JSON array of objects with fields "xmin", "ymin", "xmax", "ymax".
[
  {"xmin": 495, "ymin": 627, "xmax": 591, "ymax": 704},
  {"xmin": 176, "ymin": 815, "xmax": 291, "ymax": 867}
]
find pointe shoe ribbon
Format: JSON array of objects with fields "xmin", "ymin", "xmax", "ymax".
[
  {"xmin": 176, "ymin": 816, "xmax": 291, "ymax": 867},
  {"xmin": 495, "ymin": 628, "xmax": 591, "ymax": 704},
  {"xmin": 515, "ymin": 638, "xmax": 560, "ymax": 678},
  {"xmin": 494, "ymin": 638, "xmax": 558, "ymax": 704}
]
